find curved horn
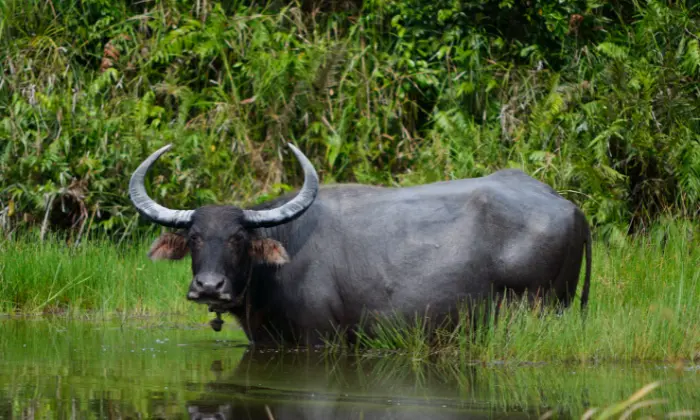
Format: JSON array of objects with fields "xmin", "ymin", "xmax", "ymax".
[
  {"xmin": 128, "ymin": 144, "xmax": 195, "ymax": 228},
  {"xmin": 242, "ymin": 143, "xmax": 319, "ymax": 228}
]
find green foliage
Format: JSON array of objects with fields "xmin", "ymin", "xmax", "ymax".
[{"xmin": 0, "ymin": 0, "xmax": 698, "ymax": 239}]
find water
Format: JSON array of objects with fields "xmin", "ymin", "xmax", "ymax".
[{"xmin": 0, "ymin": 317, "xmax": 698, "ymax": 419}]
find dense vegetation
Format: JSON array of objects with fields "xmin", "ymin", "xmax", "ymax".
[{"xmin": 1, "ymin": 0, "xmax": 699, "ymax": 243}]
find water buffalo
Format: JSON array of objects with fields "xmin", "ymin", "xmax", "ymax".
[{"xmin": 129, "ymin": 143, "xmax": 591, "ymax": 347}]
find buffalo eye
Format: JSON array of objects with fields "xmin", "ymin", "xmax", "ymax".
[
  {"xmin": 188, "ymin": 233, "xmax": 203, "ymax": 248},
  {"xmin": 227, "ymin": 232, "xmax": 245, "ymax": 250}
]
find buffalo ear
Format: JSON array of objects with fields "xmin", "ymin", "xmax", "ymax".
[
  {"xmin": 250, "ymin": 238, "xmax": 290, "ymax": 266},
  {"xmin": 148, "ymin": 232, "xmax": 190, "ymax": 261}
]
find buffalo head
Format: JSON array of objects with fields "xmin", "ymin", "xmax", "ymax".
[{"xmin": 128, "ymin": 143, "xmax": 319, "ymax": 310}]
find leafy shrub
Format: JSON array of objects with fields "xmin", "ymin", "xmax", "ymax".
[{"xmin": 0, "ymin": 0, "xmax": 698, "ymax": 242}]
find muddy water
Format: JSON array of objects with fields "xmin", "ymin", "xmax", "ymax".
[{"xmin": 0, "ymin": 318, "xmax": 698, "ymax": 419}]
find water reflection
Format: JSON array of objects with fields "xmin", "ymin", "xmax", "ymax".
[
  {"xmin": 185, "ymin": 350, "xmax": 538, "ymax": 419},
  {"xmin": 0, "ymin": 319, "xmax": 697, "ymax": 419},
  {"xmin": 185, "ymin": 402, "xmax": 530, "ymax": 420}
]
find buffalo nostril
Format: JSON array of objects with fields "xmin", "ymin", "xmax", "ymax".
[
  {"xmin": 215, "ymin": 279, "xmax": 225, "ymax": 291},
  {"xmin": 195, "ymin": 278, "xmax": 204, "ymax": 289}
]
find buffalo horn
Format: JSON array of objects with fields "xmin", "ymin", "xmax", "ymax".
[
  {"xmin": 128, "ymin": 144, "xmax": 195, "ymax": 228},
  {"xmin": 241, "ymin": 143, "xmax": 319, "ymax": 228}
]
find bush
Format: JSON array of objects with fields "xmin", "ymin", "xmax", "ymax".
[{"xmin": 1, "ymin": 0, "xmax": 698, "ymax": 242}]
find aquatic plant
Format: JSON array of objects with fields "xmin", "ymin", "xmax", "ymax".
[{"xmin": 540, "ymin": 380, "xmax": 699, "ymax": 419}]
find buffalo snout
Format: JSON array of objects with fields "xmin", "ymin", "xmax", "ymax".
[{"xmin": 187, "ymin": 273, "xmax": 233, "ymax": 302}]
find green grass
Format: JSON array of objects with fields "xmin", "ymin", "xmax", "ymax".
[
  {"xmin": 1, "ymin": 219, "xmax": 698, "ymax": 364},
  {"xmin": 0, "ymin": 231, "xmax": 195, "ymax": 318}
]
